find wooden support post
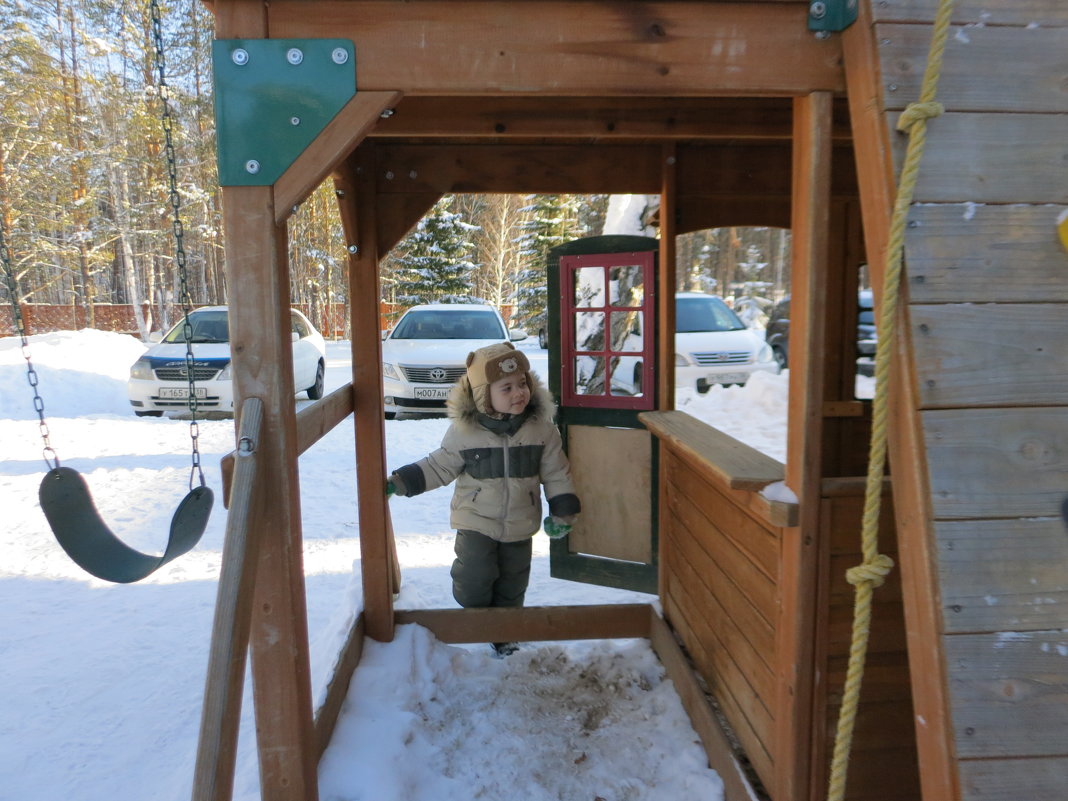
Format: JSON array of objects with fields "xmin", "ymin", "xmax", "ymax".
[
  {"xmin": 222, "ymin": 188, "xmax": 320, "ymax": 801},
  {"xmin": 775, "ymin": 91, "xmax": 833, "ymax": 801},
  {"xmin": 214, "ymin": 5, "xmax": 319, "ymax": 799},
  {"xmin": 335, "ymin": 144, "xmax": 396, "ymax": 642},
  {"xmin": 657, "ymin": 143, "xmax": 677, "ymax": 410},
  {"xmin": 843, "ymin": 5, "xmax": 958, "ymax": 799}
]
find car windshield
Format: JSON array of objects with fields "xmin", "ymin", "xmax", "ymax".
[
  {"xmin": 162, "ymin": 310, "xmax": 230, "ymax": 343},
  {"xmin": 391, "ymin": 309, "xmax": 506, "ymax": 340},
  {"xmin": 675, "ymin": 296, "xmax": 746, "ymax": 333}
]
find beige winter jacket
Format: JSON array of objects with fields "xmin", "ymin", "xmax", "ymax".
[{"xmin": 391, "ymin": 374, "xmax": 580, "ymax": 542}]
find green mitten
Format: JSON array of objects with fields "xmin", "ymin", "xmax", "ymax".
[
  {"xmin": 543, "ymin": 516, "xmax": 571, "ymax": 538},
  {"xmin": 386, "ymin": 479, "xmax": 396, "ymax": 498}
]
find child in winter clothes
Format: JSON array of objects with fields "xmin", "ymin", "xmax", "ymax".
[{"xmin": 387, "ymin": 342, "xmax": 580, "ymax": 650}]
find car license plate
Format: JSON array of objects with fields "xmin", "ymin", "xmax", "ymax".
[
  {"xmin": 414, "ymin": 387, "xmax": 450, "ymax": 400},
  {"xmin": 708, "ymin": 372, "xmax": 749, "ymax": 385},
  {"xmin": 158, "ymin": 387, "xmax": 207, "ymax": 399}
]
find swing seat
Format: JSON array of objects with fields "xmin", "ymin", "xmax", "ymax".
[{"xmin": 40, "ymin": 467, "xmax": 213, "ymax": 583}]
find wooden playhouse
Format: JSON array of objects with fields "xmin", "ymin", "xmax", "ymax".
[{"xmin": 196, "ymin": 2, "xmax": 1068, "ymax": 800}]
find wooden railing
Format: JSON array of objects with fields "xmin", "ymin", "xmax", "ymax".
[{"xmin": 640, "ymin": 410, "xmax": 797, "ymax": 791}]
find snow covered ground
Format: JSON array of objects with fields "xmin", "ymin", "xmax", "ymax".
[{"xmin": 1, "ymin": 329, "xmax": 869, "ymax": 801}]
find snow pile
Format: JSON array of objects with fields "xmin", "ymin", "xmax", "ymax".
[
  {"xmin": 676, "ymin": 369, "xmax": 789, "ymax": 462},
  {"xmin": 319, "ymin": 626, "xmax": 723, "ymax": 801},
  {"xmin": 0, "ymin": 329, "xmax": 146, "ymax": 419}
]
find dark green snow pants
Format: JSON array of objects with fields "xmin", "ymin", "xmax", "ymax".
[{"xmin": 451, "ymin": 529, "xmax": 533, "ymax": 608}]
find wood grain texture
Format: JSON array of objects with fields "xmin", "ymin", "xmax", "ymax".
[
  {"xmin": 664, "ymin": 590, "xmax": 775, "ymax": 787},
  {"xmin": 640, "ymin": 411, "xmax": 785, "ymax": 491},
  {"xmin": 376, "ymin": 96, "xmax": 851, "ymax": 141},
  {"xmin": 335, "ymin": 147, "xmax": 395, "ymax": 642},
  {"xmin": 936, "ymin": 518, "xmax": 1068, "ymax": 634},
  {"xmin": 192, "ymin": 398, "xmax": 263, "ymax": 801},
  {"xmin": 890, "ymin": 113, "xmax": 1068, "ymax": 204},
  {"xmin": 567, "ymin": 426, "xmax": 652, "ymax": 563},
  {"xmin": 872, "ymin": 0, "xmax": 1068, "ymax": 26},
  {"xmin": 268, "ymin": 1, "xmax": 844, "ymax": 95},
  {"xmin": 219, "ymin": 183, "xmax": 320, "ymax": 801},
  {"xmin": 275, "ymin": 91, "xmax": 401, "ymax": 223},
  {"xmin": 775, "ymin": 91, "xmax": 833, "ymax": 801},
  {"xmin": 665, "ymin": 495, "xmax": 777, "ymax": 680},
  {"xmin": 667, "ymin": 456, "xmax": 781, "ymax": 582},
  {"xmin": 313, "ymin": 615, "xmax": 365, "ymax": 758},
  {"xmin": 959, "ymin": 756, "xmax": 1068, "ymax": 801},
  {"xmin": 904, "ymin": 204, "xmax": 1068, "ymax": 303},
  {"xmin": 876, "ymin": 23, "xmax": 1068, "ymax": 113},
  {"xmin": 843, "ymin": 7, "xmax": 959, "ymax": 798},
  {"xmin": 394, "ymin": 603, "xmax": 651, "ymax": 643},
  {"xmin": 648, "ymin": 611, "xmax": 762, "ymax": 801},
  {"xmin": 923, "ymin": 407, "xmax": 1068, "ymax": 519},
  {"xmin": 945, "ymin": 629, "xmax": 1068, "ymax": 758},
  {"xmin": 372, "ymin": 143, "xmax": 660, "ymax": 194},
  {"xmin": 294, "ymin": 382, "xmax": 354, "ymax": 454},
  {"xmin": 911, "ymin": 304, "xmax": 1068, "ymax": 408}
]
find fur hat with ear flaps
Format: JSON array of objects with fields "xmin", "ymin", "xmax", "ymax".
[{"xmin": 464, "ymin": 341, "xmax": 531, "ymax": 415}]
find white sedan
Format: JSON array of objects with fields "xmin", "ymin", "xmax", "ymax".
[
  {"xmin": 382, "ymin": 303, "xmax": 525, "ymax": 418},
  {"xmin": 127, "ymin": 306, "xmax": 326, "ymax": 417}
]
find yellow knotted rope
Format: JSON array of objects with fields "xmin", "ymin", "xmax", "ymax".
[{"xmin": 826, "ymin": 2, "xmax": 957, "ymax": 799}]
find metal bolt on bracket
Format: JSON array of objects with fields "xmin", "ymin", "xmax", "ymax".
[
  {"xmin": 245, "ymin": 160, "xmax": 260, "ymax": 174},
  {"xmin": 380, "ymin": 108, "xmax": 395, "ymax": 119},
  {"xmin": 347, "ymin": 244, "xmax": 359, "ymax": 254},
  {"xmin": 290, "ymin": 116, "xmax": 301, "ymax": 126},
  {"xmin": 331, "ymin": 48, "xmax": 349, "ymax": 65},
  {"xmin": 286, "ymin": 48, "xmax": 304, "ymax": 65},
  {"xmin": 810, "ymin": 1, "xmax": 827, "ymax": 18},
  {"xmin": 231, "ymin": 48, "xmax": 249, "ymax": 66}
]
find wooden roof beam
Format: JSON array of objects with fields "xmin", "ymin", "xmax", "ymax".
[
  {"xmin": 267, "ymin": 0, "xmax": 844, "ymax": 96},
  {"xmin": 373, "ymin": 97, "xmax": 854, "ymax": 141}
]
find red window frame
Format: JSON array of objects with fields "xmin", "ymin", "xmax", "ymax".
[{"xmin": 559, "ymin": 251, "xmax": 655, "ymax": 410}]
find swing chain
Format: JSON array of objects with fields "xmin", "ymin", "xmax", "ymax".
[
  {"xmin": 0, "ymin": 224, "xmax": 59, "ymax": 470},
  {"xmin": 150, "ymin": 0, "xmax": 204, "ymax": 490}
]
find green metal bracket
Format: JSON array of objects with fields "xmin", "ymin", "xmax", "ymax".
[
  {"xmin": 807, "ymin": 0, "xmax": 858, "ymax": 35},
  {"xmin": 212, "ymin": 39, "xmax": 356, "ymax": 186}
]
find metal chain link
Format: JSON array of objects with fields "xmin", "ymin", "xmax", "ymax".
[
  {"xmin": 150, "ymin": 0, "xmax": 204, "ymax": 489},
  {"xmin": 1, "ymin": 225, "xmax": 58, "ymax": 469}
]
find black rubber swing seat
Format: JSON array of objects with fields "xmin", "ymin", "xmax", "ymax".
[{"xmin": 39, "ymin": 466, "xmax": 214, "ymax": 584}]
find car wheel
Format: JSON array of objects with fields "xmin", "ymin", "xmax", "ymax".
[
  {"xmin": 306, "ymin": 360, "xmax": 325, "ymax": 400},
  {"xmin": 772, "ymin": 345, "xmax": 788, "ymax": 371},
  {"xmin": 135, "ymin": 410, "xmax": 163, "ymax": 417},
  {"xmin": 538, "ymin": 327, "xmax": 548, "ymax": 349}
]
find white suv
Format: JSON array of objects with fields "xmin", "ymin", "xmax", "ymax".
[
  {"xmin": 610, "ymin": 293, "xmax": 778, "ymax": 395},
  {"xmin": 382, "ymin": 303, "xmax": 525, "ymax": 418}
]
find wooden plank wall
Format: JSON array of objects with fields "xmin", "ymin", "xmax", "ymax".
[
  {"xmin": 659, "ymin": 449, "xmax": 782, "ymax": 791},
  {"xmin": 871, "ymin": 2, "xmax": 1068, "ymax": 798},
  {"xmin": 813, "ymin": 486, "xmax": 919, "ymax": 801}
]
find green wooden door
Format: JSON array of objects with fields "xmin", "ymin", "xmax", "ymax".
[{"xmin": 546, "ymin": 236, "xmax": 660, "ymax": 594}]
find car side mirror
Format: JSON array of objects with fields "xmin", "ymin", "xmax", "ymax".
[
  {"xmin": 381, "ymin": 329, "xmax": 390, "ymax": 340},
  {"xmin": 291, "ymin": 331, "xmax": 300, "ymax": 342},
  {"xmin": 509, "ymin": 328, "xmax": 528, "ymax": 342},
  {"xmin": 147, "ymin": 331, "xmax": 163, "ymax": 343}
]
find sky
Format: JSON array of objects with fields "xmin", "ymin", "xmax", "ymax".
[{"xmin": 0, "ymin": 329, "xmax": 868, "ymax": 801}]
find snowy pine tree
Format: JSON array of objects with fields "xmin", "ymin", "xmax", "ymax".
[
  {"xmin": 514, "ymin": 194, "xmax": 586, "ymax": 328},
  {"xmin": 390, "ymin": 196, "xmax": 478, "ymax": 305}
]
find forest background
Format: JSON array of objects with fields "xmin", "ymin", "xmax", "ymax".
[{"xmin": 0, "ymin": 0, "xmax": 792, "ymax": 340}]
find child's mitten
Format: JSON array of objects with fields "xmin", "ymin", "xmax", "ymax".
[
  {"xmin": 386, "ymin": 479, "xmax": 396, "ymax": 498},
  {"xmin": 543, "ymin": 516, "xmax": 572, "ymax": 538}
]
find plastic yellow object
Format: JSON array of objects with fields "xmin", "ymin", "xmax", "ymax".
[{"xmin": 1057, "ymin": 209, "xmax": 1068, "ymax": 254}]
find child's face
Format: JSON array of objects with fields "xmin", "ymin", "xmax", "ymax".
[{"xmin": 489, "ymin": 373, "xmax": 530, "ymax": 415}]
